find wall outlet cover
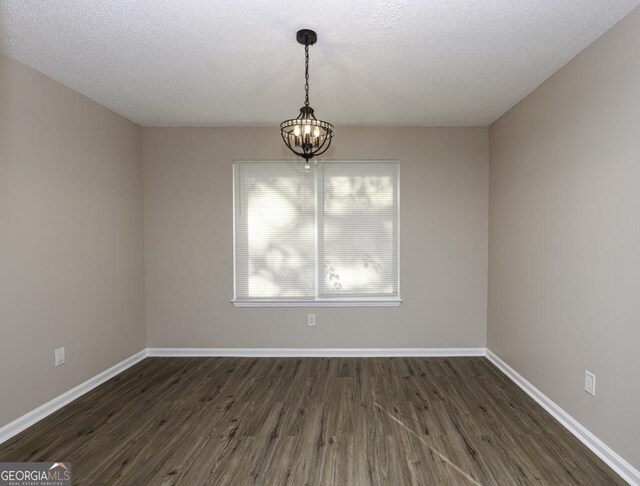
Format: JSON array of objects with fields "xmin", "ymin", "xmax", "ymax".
[
  {"xmin": 584, "ymin": 370, "xmax": 596, "ymax": 396},
  {"xmin": 55, "ymin": 347, "xmax": 65, "ymax": 367},
  {"xmin": 307, "ymin": 314, "xmax": 316, "ymax": 327}
]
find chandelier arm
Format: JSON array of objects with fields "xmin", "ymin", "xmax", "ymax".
[
  {"xmin": 280, "ymin": 130, "xmax": 309, "ymax": 159},
  {"xmin": 314, "ymin": 132, "xmax": 331, "ymax": 152},
  {"xmin": 310, "ymin": 136, "xmax": 333, "ymax": 158}
]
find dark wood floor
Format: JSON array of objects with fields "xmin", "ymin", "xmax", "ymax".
[{"xmin": 0, "ymin": 357, "xmax": 624, "ymax": 485}]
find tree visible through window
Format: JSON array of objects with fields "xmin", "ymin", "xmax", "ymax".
[{"xmin": 233, "ymin": 161, "xmax": 399, "ymax": 304}]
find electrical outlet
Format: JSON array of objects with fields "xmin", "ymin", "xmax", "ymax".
[
  {"xmin": 584, "ymin": 370, "xmax": 596, "ymax": 396},
  {"xmin": 307, "ymin": 314, "xmax": 316, "ymax": 327},
  {"xmin": 55, "ymin": 347, "xmax": 65, "ymax": 367}
]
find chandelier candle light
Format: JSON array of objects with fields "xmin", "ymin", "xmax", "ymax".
[{"xmin": 280, "ymin": 29, "xmax": 335, "ymax": 170}]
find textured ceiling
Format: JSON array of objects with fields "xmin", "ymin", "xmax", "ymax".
[{"xmin": 1, "ymin": 1, "xmax": 638, "ymax": 126}]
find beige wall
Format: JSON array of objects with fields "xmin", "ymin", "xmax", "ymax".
[
  {"xmin": 143, "ymin": 127, "xmax": 488, "ymax": 348},
  {"xmin": 0, "ymin": 53, "xmax": 145, "ymax": 427},
  {"xmin": 488, "ymin": 7, "xmax": 640, "ymax": 470}
]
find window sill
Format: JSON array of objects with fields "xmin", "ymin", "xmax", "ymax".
[{"xmin": 231, "ymin": 299, "xmax": 402, "ymax": 308}]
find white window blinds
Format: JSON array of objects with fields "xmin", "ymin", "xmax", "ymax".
[
  {"xmin": 233, "ymin": 161, "xmax": 399, "ymax": 304},
  {"xmin": 234, "ymin": 161, "xmax": 316, "ymax": 300},
  {"xmin": 318, "ymin": 162, "xmax": 399, "ymax": 298}
]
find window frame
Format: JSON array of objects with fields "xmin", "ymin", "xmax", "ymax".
[{"xmin": 231, "ymin": 160, "xmax": 402, "ymax": 307}]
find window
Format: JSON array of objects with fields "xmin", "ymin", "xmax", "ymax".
[{"xmin": 233, "ymin": 160, "xmax": 400, "ymax": 306}]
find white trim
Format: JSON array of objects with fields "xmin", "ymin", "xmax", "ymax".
[
  {"xmin": 231, "ymin": 299, "xmax": 402, "ymax": 307},
  {"xmin": 232, "ymin": 162, "xmax": 237, "ymax": 301},
  {"xmin": 486, "ymin": 349, "xmax": 639, "ymax": 486},
  {"xmin": 0, "ymin": 349, "xmax": 147, "ymax": 446},
  {"xmin": 396, "ymin": 160, "xmax": 401, "ymax": 300},
  {"xmin": 314, "ymin": 165, "xmax": 320, "ymax": 300},
  {"xmin": 147, "ymin": 347, "xmax": 485, "ymax": 358}
]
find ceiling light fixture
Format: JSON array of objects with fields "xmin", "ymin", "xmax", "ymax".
[{"xmin": 280, "ymin": 29, "xmax": 335, "ymax": 171}]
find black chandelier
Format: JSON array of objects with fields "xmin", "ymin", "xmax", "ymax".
[{"xmin": 280, "ymin": 29, "xmax": 334, "ymax": 169}]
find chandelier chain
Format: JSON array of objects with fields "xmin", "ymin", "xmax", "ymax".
[{"xmin": 304, "ymin": 43, "xmax": 310, "ymax": 106}]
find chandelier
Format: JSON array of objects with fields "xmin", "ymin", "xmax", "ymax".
[{"xmin": 280, "ymin": 29, "xmax": 335, "ymax": 169}]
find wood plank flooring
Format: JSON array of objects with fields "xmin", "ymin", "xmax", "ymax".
[{"xmin": 0, "ymin": 357, "xmax": 624, "ymax": 485}]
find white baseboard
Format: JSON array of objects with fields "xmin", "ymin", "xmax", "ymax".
[
  {"xmin": 146, "ymin": 347, "xmax": 486, "ymax": 358},
  {"xmin": 0, "ymin": 349, "xmax": 148, "ymax": 446},
  {"xmin": 486, "ymin": 349, "xmax": 639, "ymax": 485}
]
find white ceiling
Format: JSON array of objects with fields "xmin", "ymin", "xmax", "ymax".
[{"xmin": 1, "ymin": 1, "xmax": 638, "ymax": 127}]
